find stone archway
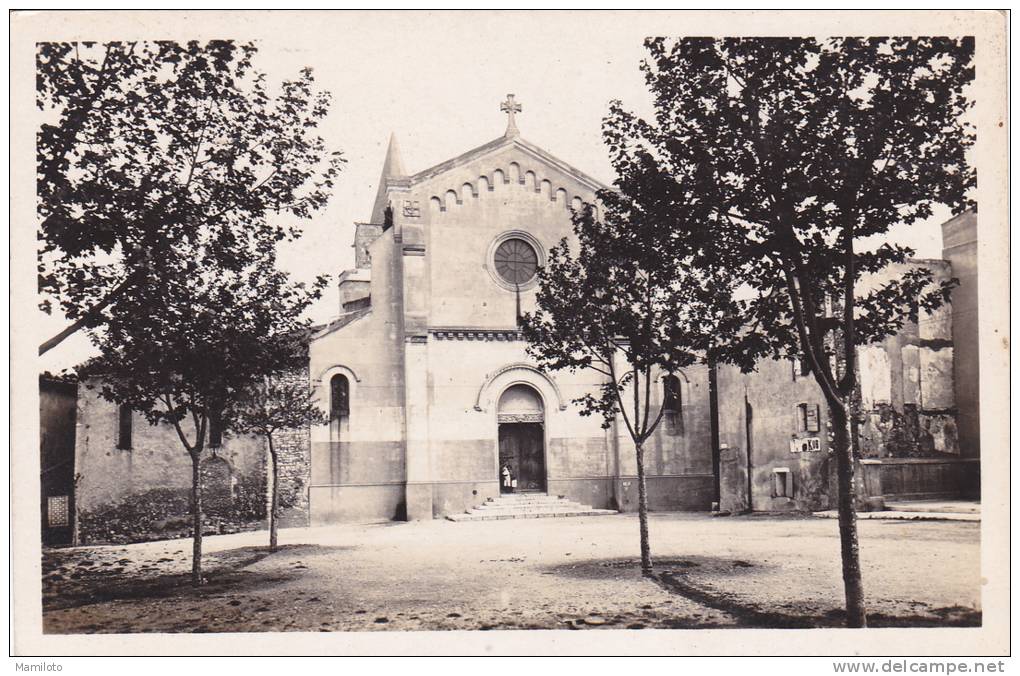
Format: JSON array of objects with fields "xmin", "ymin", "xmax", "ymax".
[{"xmin": 497, "ymin": 384, "xmax": 546, "ymax": 493}]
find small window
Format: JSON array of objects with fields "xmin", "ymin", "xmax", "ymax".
[
  {"xmin": 663, "ymin": 375, "xmax": 682, "ymax": 413},
  {"xmin": 117, "ymin": 403, "xmax": 132, "ymax": 450},
  {"xmin": 662, "ymin": 374, "xmax": 684, "ymax": 436},
  {"xmin": 47, "ymin": 495, "xmax": 69, "ymax": 528},
  {"xmin": 330, "ymin": 374, "xmax": 350, "ymax": 442},
  {"xmin": 330, "ymin": 374, "xmax": 350, "ymax": 420},
  {"xmin": 772, "ymin": 468, "xmax": 792, "ymax": 498},
  {"xmin": 795, "ymin": 402, "xmax": 821, "ymax": 433}
]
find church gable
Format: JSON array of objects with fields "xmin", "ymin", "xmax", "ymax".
[
  {"xmin": 413, "ymin": 135, "xmax": 607, "ymax": 216},
  {"xmin": 406, "ymin": 95, "xmax": 607, "ymax": 216}
]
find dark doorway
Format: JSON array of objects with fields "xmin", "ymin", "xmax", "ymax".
[{"xmin": 498, "ymin": 423, "xmax": 546, "ymax": 493}]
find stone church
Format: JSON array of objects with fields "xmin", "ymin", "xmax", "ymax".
[
  {"xmin": 51, "ymin": 97, "xmax": 979, "ymax": 543},
  {"xmin": 306, "ymin": 96, "xmax": 714, "ymax": 523}
]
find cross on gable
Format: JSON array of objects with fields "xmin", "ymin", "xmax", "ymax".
[{"xmin": 501, "ymin": 94, "xmax": 522, "ymax": 137}]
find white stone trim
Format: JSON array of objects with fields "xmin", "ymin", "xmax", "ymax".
[{"xmin": 474, "ymin": 362, "xmax": 568, "ymax": 412}]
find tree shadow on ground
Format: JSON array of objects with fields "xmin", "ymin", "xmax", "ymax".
[
  {"xmin": 42, "ymin": 543, "xmax": 351, "ymax": 612},
  {"xmin": 546, "ymin": 556, "xmax": 981, "ymax": 629}
]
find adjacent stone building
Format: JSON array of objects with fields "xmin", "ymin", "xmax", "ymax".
[
  {"xmin": 716, "ymin": 254, "xmax": 979, "ymax": 513},
  {"xmin": 941, "ymin": 210, "xmax": 980, "ymax": 460},
  {"xmin": 72, "ymin": 379, "xmax": 274, "ymax": 543}
]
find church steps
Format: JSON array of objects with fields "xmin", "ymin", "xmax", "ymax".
[{"xmin": 445, "ymin": 493, "xmax": 618, "ymax": 522}]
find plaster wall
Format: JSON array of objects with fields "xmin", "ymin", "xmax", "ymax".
[
  {"xmin": 941, "ymin": 211, "xmax": 979, "ymax": 458},
  {"xmin": 716, "ymin": 360, "xmax": 833, "ymax": 513},
  {"xmin": 308, "ymin": 229, "xmax": 407, "ymax": 524}
]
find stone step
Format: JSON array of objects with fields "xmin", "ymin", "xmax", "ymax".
[
  {"xmin": 446, "ymin": 508, "xmax": 618, "ymax": 522},
  {"xmin": 446, "ymin": 493, "xmax": 618, "ymax": 522},
  {"xmin": 486, "ymin": 495, "xmax": 570, "ymax": 503},
  {"xmin": 479, "ymin": 498, "xmax": 581, "ymax": 507},
  {"xmin": 467, "ymin": 506, "xmax": 584, "ymax": 515}
]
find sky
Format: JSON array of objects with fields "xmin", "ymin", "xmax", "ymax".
[{"xmin": 35, "ymin": 12, "xmax": 954, "ymax": 373}]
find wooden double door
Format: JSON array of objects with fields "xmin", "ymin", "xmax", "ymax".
[{"xmin": 498, "ymin": 422, "xmax": 546, "ymax": 493}]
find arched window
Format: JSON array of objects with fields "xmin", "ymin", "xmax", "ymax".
[
  {"xmin": 662, "ymin": 374, "xmax": 684, "ymax": 436},
  {"xmin": 117, "ymin": 403, "xmax": 132, "ymax": 450},
  {"xmin": 330, "ymin": 374, "xmax": 350, "ymax": 442}
]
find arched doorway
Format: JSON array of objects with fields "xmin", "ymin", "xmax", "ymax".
[{"xmin": 497, "ymin": 384, "xmax": 546, "ymax": 493}]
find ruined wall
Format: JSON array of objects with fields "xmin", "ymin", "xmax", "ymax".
[
  {"xmin": 270, "ymin": 367, "xmax": 314, "ymax": 527},
  {"xmin": 716, "ymin": 258, "xmax": 972, "ymax": 511},
  {"xmin": 856, "ymin": 260, "xmax": 959, "ymax": 459}
]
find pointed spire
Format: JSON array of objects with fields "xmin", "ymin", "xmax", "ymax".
[
  {"xmin": 381, "ymin": 132, "xmax": 406, "ymax": 178},
  {"xmin": 370, "ymin": 132, "xmax": 407, "ymax": 224}
]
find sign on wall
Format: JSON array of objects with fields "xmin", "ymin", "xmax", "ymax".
[{"xmin": 790, "ymin": 437, "xmax": 821, "ymax": 453}]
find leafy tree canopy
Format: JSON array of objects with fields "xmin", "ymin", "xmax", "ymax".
[
  {"xmin": 232, "ymin": 377, "xmax": 328, "ymax": 439},
  {"xmin": 83, "ymin": 246, "xmax": 325, "ymax": 453},
  {"xmin": 522, "ymin": 197, "xmax": 739, "ymax": 442},
  {"xmin": 604, "ymin": 37, "xmax": 974, "ymax": 392},
  {"xmin": 37, "ymin": 40, "xmax": 343, "ymax": 352}
]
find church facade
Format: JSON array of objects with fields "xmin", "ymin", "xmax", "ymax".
[
  {"xmin": 306, "ymin": 99, "xmax": 714, "ymax": 523},
  {"xmin": 57, "ymin": 98, "xmax": 978, "ymax": 543}
]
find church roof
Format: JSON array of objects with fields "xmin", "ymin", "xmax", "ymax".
[
  {"xmin": 367, "ymin": 97, "xmax": 611, "ymax": 223},
  {"xmin": 312, "ymin": 307, "xmax": 371, "ymax": 340},
  {"xmin": 407, "ymin": 133, "xmax": 609, "ymax": 193}
]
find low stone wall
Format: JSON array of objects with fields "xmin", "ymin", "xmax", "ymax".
[
  {"xmin": 77, "ymin": 478, "xmax": 267, "ymax": 545},
  {"xmin": 861, "ymin": 457, "xmax": 980, "ymax": 500}
]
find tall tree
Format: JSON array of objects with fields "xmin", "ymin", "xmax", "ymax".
[
  {"xmin": 603, "ymin": 37, "xmax": 974, "ymax": 626},
  {"xmin": 85, "ymin": 247, "xmax": 325, "ymax": 585},
  {"xmin": 37, "ymin": 40, "xmax": 343, "ymax": 354},
  {"xmin": 521, "ymin": 197, "xmax": 738, "ymax": 576},
  {"xmin": 232, "ymin": 377, "xmax": 327, "ymax": 552}
]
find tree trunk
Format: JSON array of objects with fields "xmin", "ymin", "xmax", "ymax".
[
  {"xmin": 635, "ymin": 442, "xmax": 652, "ymax": 576},
  {"xmin": 190, "ymin": 451, "xmax": 204, "ymax": 586},
  {"xmin": 828, "ymin": 400, "xmax": 867, "ymax": 627},
  {"xmin": 268, "ymin": 435, "xmax": 280, "ymax": 552}
]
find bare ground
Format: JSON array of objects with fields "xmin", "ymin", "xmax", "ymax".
[{"xmin": 41, "ymin": 512, "xmax": 981, "ymax": 633}]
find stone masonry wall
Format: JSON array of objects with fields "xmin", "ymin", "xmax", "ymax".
[{"xmin": 271, "ymin": 367, "xmax": 313, "ymax": 527}]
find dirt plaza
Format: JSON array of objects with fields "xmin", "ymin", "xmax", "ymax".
[{"xmin": 42, "ymin": 512, "xmax": 981, "ymax": 633}]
